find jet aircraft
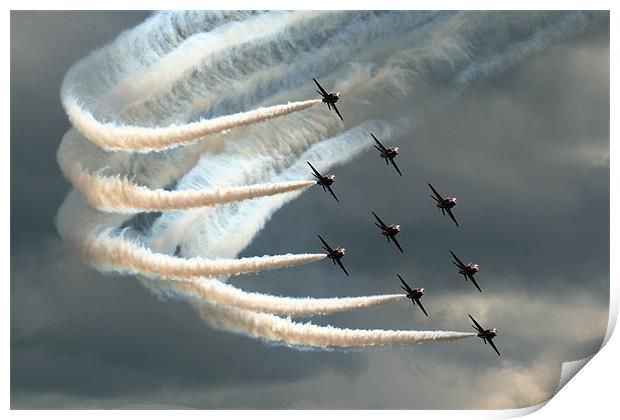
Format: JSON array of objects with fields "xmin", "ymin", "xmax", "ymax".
[
  {"xmin": 397, "ymin": 274, "xmax": 428, "ymax": 316},
  {"xmin": 450, "ymin": 250, "xmax": 482, "ymax": 293},
  {"xmin": 318, "ymin": 234, "xmax": 348, "ymax": 276},
  {"xmin": 372, "ymin": 211, "xmax": 403, "ymax": 253},
  {"xmin": 371, "ymin": 132, "xmax": 402, "ymax": 176},
  {"xmin": 308, "ymin": 162, "xmax": 339, "ymax": 202},
  {"xmin": 428, "ymin": 183, "xmax": 459, "ymax": 227},
  {"xmin": 469, "ymin": 314, "xmax": 500, "ymax": 356},
  {"xmin": 313, "ymin": 78, "xmax": 343, "ymax": 121}
]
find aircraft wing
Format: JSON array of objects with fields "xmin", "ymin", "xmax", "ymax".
[
  {"xmin": 370, "ymin": 133, "xmax": 387, "ymax": 152},
  {"xmin": 468, "ymin": 273, "xmax": 482, "ymax": 293},
  {"xmin": 391, "ymin": 235, "xmax": 404, "ymax": 254},
  {"xmin": 388, "ymin": 157, "xmax": 402, "ymax": 176},
  {"xmin": 332, "ymin": 103, "xmax": 344, "ymax": 122},
  {"xmin": 446, "ymin": 208, "xmax": 459, "ymax": 227},
  {"xmin": 415, "ymin": 298, "xmax": 429, "ymax": 317},
  {"xmin": 336, "ymin": 258, "xmax": 349, "ymax": 276},
  {"xmin": 450, "ymin": 250, "xmax": 466, "ymax": 268},
  {"xmin": 317, "ymin": 235, "xmax": 334, "ymax": 253},
  {"xmin": 326, "ymin": 185, "xmax": 340, "ymax": 202},
  {"xmin": 372, "ymin": 211, "xmax": 388, "ymax": 229},
  {"xmin": 397, "ymin": 274, "xmax": 413, "ymax": 293},
  {"xmin": 468, "ymin": 314, "xmax": 484, "ymax": 332},
  {"xmin": 488, "ymin": 338, "xmax": 501, "ymax": 356},
  {"xmin": 307, "ymin": 161, "xmax": 323, "ymax": 179},
  {"xmin": 313, "ymin": 78, "xmax": 329, "ymax": 96},
  {"xmin": 428, "ymin": 183, "xmax": 444, "ymax": 201}
]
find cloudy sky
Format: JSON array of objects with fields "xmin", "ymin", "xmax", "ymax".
[{"xmin": 11, "ymin": 11, "xmax": 609, "ymax": 409}]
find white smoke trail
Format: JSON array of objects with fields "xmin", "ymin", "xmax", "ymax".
[
  {"xmin": 120, "ymin": 11, "xmax": 445, "ymax": 126},
  {"xmin": 59, "ymin": 160, "xmax": 316, "ymax": 213},
  {"xmin": 56, "ymin": 126, "xmax": 317, "ymax": 213},
  {"xmin": 62, "ymin": 11, "xmax": 276, "ymax": 121},
  {"xmin": 82, "ymin": 233, "xmax": 325, "ymax": 280},
  {"xmin": 196, "ymin": 303, "xmax": 476, "ymax": 348},
  {"xmin": 99, "ymin": 11, "xmax": 329, "ymax": 113},
  {"xmin": 62, "ymin": 98, "xmax": 322, "ymax": 152},
  {"xmin": 54, "ymin": 191, "xmax": 327, "ymax": 283},
  {"xmin": 152, "ymin": 278, "xmax": 408, "ymax": 317}
]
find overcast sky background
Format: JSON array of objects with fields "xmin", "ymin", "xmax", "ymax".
[{"xmin": 11, "ymin": 11, "xmax": 609, "ymax": 409}]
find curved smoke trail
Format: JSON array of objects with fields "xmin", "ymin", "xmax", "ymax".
[
  {"xmin": 56, "ymin": 11, "xmax": 601, "ymax": 349},
  {"xmin": 63, "ymin": 97, "xmax": 322, "ymax": 152},
  {"xmin": 155, "ymin": 279, "xmax": 408, "ymax": 317},
  {"xmin": 196, "ymin": 303, "xmax": 476, "ymax": 348},
  {"xmin": 83, "ymin": 234, "xmax": 326, "ymax": 280}
]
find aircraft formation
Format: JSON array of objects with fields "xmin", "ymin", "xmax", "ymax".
[{"xmin": 307, "ymin": 78, "xmax": 500, "ymax": 357}]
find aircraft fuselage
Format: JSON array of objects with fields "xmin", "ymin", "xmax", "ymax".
[
  {"xmin": 380, "ymin": 147, "xmax": 399, "ymax": 159},
  {"xmin": 382, "ymin": 224, "xmax": 401, "ymax": 237},
  {"xmin": 437, "ymin": 197, "xmax": 457, "ymax": 209},
  {"xmin": 460, "ymin": 264, "xmax": 479, "ymax": 275},
  {"xmin": 322, "ymin": 92, "xmax": 340, "ymax": 105},
  {"xmin": 407, "ymin": 287, "xmax": 424, "ymax": 300},
  {"xmin": 479, "ymin": 328, "xmax": 498, "ymax": 341},
  {"xmin": 327, "ymin": 247, "xmax": 346, "ymax": 260},
  {"xmin": 318, "ymin": 174, "xmax": 335, "ymax": 187}
]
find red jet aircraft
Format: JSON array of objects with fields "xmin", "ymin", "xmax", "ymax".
[
  {"xmin": 313, "ymin": 78, "xmax": 343, "ymax": 121},
  {"xmin": 372, "ymin": 211, "xmax": 403, "ymax": 253}
]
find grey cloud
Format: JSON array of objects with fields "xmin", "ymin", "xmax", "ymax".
[{"xmin": 11, "ymin": 240, "xmax": 367, "ymax": 406}]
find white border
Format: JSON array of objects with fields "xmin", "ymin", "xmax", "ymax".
[{"xmin": 5, "ymin": 1, "xmax": 616, "ymax": 417}]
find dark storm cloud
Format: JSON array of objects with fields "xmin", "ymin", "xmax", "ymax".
[
  {"xmin": 11, "ymin": 11, "xmax": 609, "ymax": 409},
  {"xmin": 10, "ymin": 11, "xmax": 152, "ymax": 251}
]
